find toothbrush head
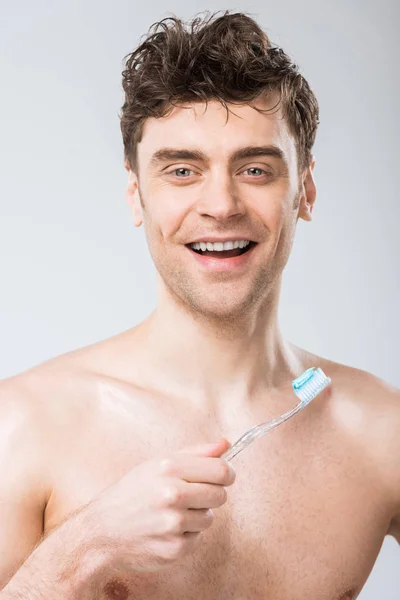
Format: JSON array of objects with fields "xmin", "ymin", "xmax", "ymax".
[{"xmin": 292, "ymin": 367, "xmax": 331, "ymax": 405}]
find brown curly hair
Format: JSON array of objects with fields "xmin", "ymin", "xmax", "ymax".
[{"xmin": 120, "ymin": 10, "xmax": 319, "ymax": 174}]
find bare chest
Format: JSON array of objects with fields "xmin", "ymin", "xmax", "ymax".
[{"xmin": 45, "ymin": 400, "xmax": 389, "ymax": 600}]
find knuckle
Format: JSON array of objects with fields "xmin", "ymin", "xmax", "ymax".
[
  {"xmin": 170, "ymin": 536, "xmax": 186, "ymax": 557},
  {"xmin": 159, "ymin": 458, "xmax": 176, "ymax": 476},
  {"xmin": 156, "ymin": 540, "xmax": 180, "ymax": 563},
  {"xmin": 173, "ymin": 536, "xmax": 186, "ymax": 554},
  {"xmin": 162, "ymin": 485, "xmax": 181, "ymax": 506},
  {"xmin": 154, "ymin": 553, "xmax": 170, "ymax": 568},
  {"xmin": 165, "ymin": 511, "xmax": 184, "ymax": 534}
]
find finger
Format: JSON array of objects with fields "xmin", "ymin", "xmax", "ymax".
[
  {"xmin": 160, "ymin": 454, "xmax": 235, "ymax": 486},
  {"xmin": 183, "ymin": 508, "xmax": 214, "ymax": 533},
  {"xmin": 177, "ymin": 437, "xmax": 231, "ymax": 457},
  {"xmin": 161, "ymin": 480, "xmax": 228, "ymax": 509}
]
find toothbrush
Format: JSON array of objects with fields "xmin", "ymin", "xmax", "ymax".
[{"xmin": 221, "ymin": 367, "xmax": 331, "ymax": 462}]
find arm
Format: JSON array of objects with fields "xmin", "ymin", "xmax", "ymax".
[
  {"xmin": 386, "ymin": 385, "xmax": 400, "ymax": 544},
  {"xmin": 0, "ymin": 379, "xmax": 111, "ymax": 598},
  {"xmin": 371, "ymin": 377, "xmax": 400, "ymax": 544},
  {"xmin": 0, "ymin": 380, "xmax": 51, "ymax": 591},
  {"xmin": 0, "ymin": 504, "xmax": 110, "ymax": 599},
  {"xmin": 343, "ymin": 368, "xmax": 400, "ymax": 545}
]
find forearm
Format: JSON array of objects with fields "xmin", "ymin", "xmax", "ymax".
[{"xmin": 0, "ymin": 506, "xmax": 111, "ymax": 599}]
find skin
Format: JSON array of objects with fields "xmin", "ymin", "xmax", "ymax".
[{"xmin": 0, "ymin": 94, "xmax": 399, "ymax": 600}]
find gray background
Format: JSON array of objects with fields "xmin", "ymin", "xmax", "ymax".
[{"xmin": 0, "ymin": 0, "xmax": 398, "ymax": 597}]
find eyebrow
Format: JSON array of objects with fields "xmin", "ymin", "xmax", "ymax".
[{"xmin": 149, "ymin": 145, "xmax": 287, "ymax": 168}]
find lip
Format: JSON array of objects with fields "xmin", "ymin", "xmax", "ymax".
[
  {"xmin": 186, "ymin": 242, "xmax": 258, "ymax": 272},
  {"xmin": 187, "ymin": 237, "xmax": 255, "ymax": 244}
]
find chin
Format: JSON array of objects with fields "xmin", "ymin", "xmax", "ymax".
[
  {"xmin": 181, "ymin": 289, "xmax": 261, "ymax": 322},
  {"xmin": 157, "ymin": 260, "xmax": 275, "ymax": 320}
]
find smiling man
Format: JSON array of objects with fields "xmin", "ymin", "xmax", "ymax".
[{"xmin": 0, "ymin": 10, "xmax": 399, "ymax": 600}]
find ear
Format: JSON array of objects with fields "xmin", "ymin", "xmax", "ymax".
[
  {"xmin": 124, "ymin": 159, "xmax": 143, "ymax": 227},
  {"xmin": 297, "ymin": 156, "xmax": 317, "ymax": 222}
]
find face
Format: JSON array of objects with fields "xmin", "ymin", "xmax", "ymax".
[{"xmin": 125, "ymin": 95, "xmax": 316, "ymax": 320}]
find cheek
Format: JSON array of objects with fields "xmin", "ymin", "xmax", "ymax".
[
  {"xmin": 144, "ymin": 206, "xmax": 181, "ymax": 241},
  {"xmin": 157, "ymin": 216, "xmax": 185, "ymax": 244},
  {"xmin": 146, "ymin": 195, "xmax": 190, "ymax": 240},
  {"xmin": 257, "ymin": 200, "xmax": 289, "ymax": 233},
  {"xmin": 251, "ymin": 180, "xmax": 296, "ymax": 228}
]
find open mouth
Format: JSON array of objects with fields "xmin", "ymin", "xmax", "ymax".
[{"xmin": 186, "ymin": 241, "xmax": 257, "ymax": 259}]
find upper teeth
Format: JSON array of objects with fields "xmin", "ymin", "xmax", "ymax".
[{"xmin": 190, "ymin": 240, "xmax": 251, "ymax": 251}]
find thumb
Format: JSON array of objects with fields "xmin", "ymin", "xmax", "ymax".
[{"xmin": 178, "ymin": 437, "xmax": 232, "ymax": 457}]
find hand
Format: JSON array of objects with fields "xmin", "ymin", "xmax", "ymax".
[{"xmin": 88, "ymin": 437, "xmax": 236, "ymax": 573}]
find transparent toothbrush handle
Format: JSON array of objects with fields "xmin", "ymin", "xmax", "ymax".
[{"xmin": 221, "ymin": 401, "xmax": 306, "ymax": 462}]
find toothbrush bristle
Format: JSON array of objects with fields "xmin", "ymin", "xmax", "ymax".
[{"xmin": 293, "ymin": 368, "xmax": 331, "ymax": 404}]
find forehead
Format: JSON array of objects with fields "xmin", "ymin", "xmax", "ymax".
[{"xmin": 138, "ymin": 95, "xmax": 296, "ymax": 168}]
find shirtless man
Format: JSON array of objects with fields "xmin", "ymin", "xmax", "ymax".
[{"xmin": 0, "ymin": 10, "xmax": 399, "ymax": 600}]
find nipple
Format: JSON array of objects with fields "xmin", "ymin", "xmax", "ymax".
[{"xmin": 103, "ymin": 579, "xmax": 130, "ymax": 600}]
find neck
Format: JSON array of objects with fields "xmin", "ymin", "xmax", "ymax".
[{"xmin": 135, "ymin": 277, "xmax": 304, "ymax": 408}]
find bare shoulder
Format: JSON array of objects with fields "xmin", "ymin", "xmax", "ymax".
[
  {"xmin": 298, "ymin": 347, "xmax": 400, "ymax": 538},
  {"xmin": 0, "ymin": 371, "xmax": 60, "ymax": 584},
  {"xmin": 0, "ymin": 326, "xmax": 142, "ymax": 451},
  {"xmin": 0, "ymin": 338, "xmax": 113, "ymax": 430},
  {"xmin": 295, "ymin": 346, "xmax": 399, "ymax": 413},
  {"xmin": 0, "ymin": 351, "xmax": 90, "ymax": 482},
  {"xmin": 0, "ymin": 373, "xmax": 53, "ymax": 508},
  {"xmin": 307, "ymin": 350, "xmax": 399, "ymax": 450},
  {"xmin": 316, "ymin": 353, "xmax": 399, "ymax": 422},
  {"xmin": 0, "ymin": 339, "xmax": 122, "ymax": 586}
]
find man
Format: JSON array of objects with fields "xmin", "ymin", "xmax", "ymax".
[{"xmin": 0, "ymin": 10, "xmax": 399, "ymax": 600}]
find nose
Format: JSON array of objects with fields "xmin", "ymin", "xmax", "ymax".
[{"xmin": 195, "ymin": 173, "xmax": 245, "ymax": 221}]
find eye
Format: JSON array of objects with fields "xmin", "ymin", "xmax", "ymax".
[
  {"xmin": 242, "ymin": 167, "xmax": 272, "ymax": 177},
  {"xmin": 165, "ymin": 166, "xmax": 273, "ymax": 180},
  {"xmin": 168, "ymin": 168, "xmax": 195, "ymax": 178}
]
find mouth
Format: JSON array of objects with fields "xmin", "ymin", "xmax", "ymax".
[{"xmin": 186, "ymin": 240, "xmax": 257, "ymax": 259}]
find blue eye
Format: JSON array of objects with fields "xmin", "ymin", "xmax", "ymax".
[
  {"xmin": 172, "ymin": 168, "xmax": 193, "ymax": 177},
  {"xmin": 244, "ymin": 168, "xmax": 266, "ymax": 176},
  {"xmin": 166, "ymin": 167, "xmax": 273, "ymax": 180}
]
